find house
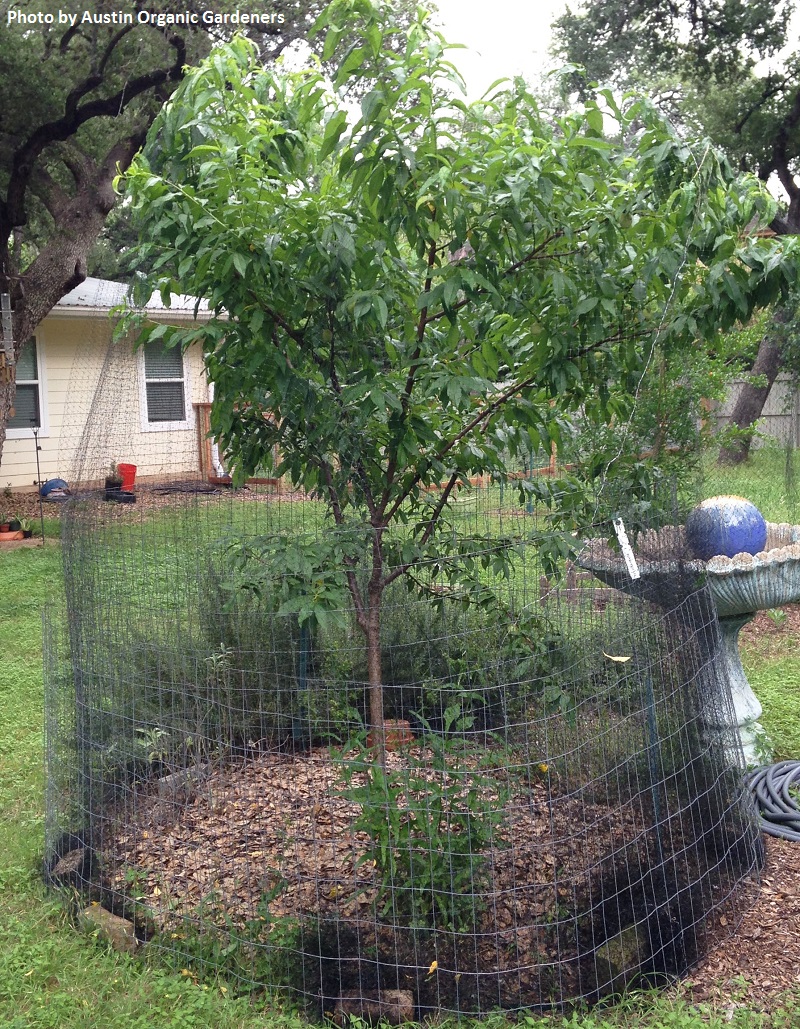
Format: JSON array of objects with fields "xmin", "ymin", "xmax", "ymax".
[{"xmin": 1, "ymin": 277, "xmax": 221, "ymax": 492}]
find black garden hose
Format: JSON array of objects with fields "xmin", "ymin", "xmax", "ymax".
[{"xmin": 745, "ymin": 761, "xmax": 800, "ymax": 842}]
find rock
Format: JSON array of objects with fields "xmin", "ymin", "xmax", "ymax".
[
  {"xmin": 332, "ymin": 989, "xmax": 415, "ymax": 1025},
  {"xmin": 51, "ymin": 847, "xmax": 87, "ymax": 880},
  {"xmin": 80, "ymin": 903, "xmax": 139, "ymax": 954},
  {"xmin": 594, "ymin": 923, "xmax": 650, "ymax": 992},
  {"xmin": 157, "ymin": 766, "xmax": 205, "ymax": 800}
]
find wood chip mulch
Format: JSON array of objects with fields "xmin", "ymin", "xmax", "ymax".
[
  {"xmin": 676, "ymin": 835, "xmax": 800, "ymax": 1012},
  {"xmin": 102, "ymin": 747, "xmax": 648, "ymax": 1007},
  {"xmin": 92, "ymin": 744, "xmax": 800, "ymax": 1013}
]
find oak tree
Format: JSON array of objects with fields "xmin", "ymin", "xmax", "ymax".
[{"xmin": 0, "ymin": 0, "xmax": 417, "ymax": 465}]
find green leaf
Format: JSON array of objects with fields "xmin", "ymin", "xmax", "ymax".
[
  {"xmin": 335, "ymin": 45, "xmax": 368, "ymax": 88},
  {"xmin": 232, "ymin": 252, "xmax": 249, "ymax": 278},
  {"xmin": 319, "ymin": 110, "xmax": 348, "ymax": 162},
  {"xmin": 574, "ymin": 296, "xmax": 599, "ymax": 315},
  {"xmin": 585, "ymin": 105, "xmax": 604, "ymax": 136}
]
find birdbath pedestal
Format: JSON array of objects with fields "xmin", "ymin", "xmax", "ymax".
[
  {"xmin": 714, "ymin": 611, "xmax": 763, "ymax": 761},
  {"xmin": 702, "ymin": 525, "xmax": 800, "ymax": 762},
  {"xmin": 581, "ymin": 523, "xmax": 800, "ymax": 766}
]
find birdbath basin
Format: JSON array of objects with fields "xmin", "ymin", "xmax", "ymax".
[{"xmin": 580, "ymin": 522, "xmax": 800, "ymax": 765}]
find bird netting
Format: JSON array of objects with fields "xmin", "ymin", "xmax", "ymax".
[
  {"xmin": 54, "ymin": 275, "xmax": 217, "ymax": 492},
  {"xmin": 43, "ymin": 482, "xmax": 763, "ymax": 1017}
]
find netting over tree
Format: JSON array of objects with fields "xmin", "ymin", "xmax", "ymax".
[
  {"xmin": 44, "ymin": 483, "xmax": 763, "ymax": 1016},
  {"xmin": 53, "ymin": 276, "xmax": 216, "ymax": 491}
]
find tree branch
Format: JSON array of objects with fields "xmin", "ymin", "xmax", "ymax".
[
  {"xmin": 4, "ymin": 32, "xmax": 187, "ymax": 232},
  {"xmin": 421, "ymin": 230, "xmax": 570, "ymax": 329},
  {"xmin": 381, "ymin": 471, "xmax": 466, "ymax": 588},
  {"xmin": 326, "ymin": 338, "xmax": 379, "ymax": 520},
  {"xmin": 28, "ymin": 168, "xmax": 70, "ymax": 222},
  {"xmin": 771, "ymin": 81, "xmax": 800, "ymax": 204},
  {"xmin": 59, "ymin": 145, "xmax": 96, "ymax": 190},
  {"xmin": 98, "ymin": 26, "xmax": 135, "ymax": 76},
  {"xmin": 245, "ymin": 286, "xmax": 305, "ymax": 346},
  {"xmin": 321, "ymin": 460, "xmax": 367, "ymax": 632},
  {"xmin": 381, "ymin": 237, "xmax": 439, "ymax": 511},
  {"xmin": 733, "ymin": 74, "xmax": 783, "ymax": 135},
  {"xmin": 415, "ymin": 236, "xmax": 438, "ymax": 344},
  {"xmin": 504, "ymin": 231, "xmax": 567, "ymax": 276}
]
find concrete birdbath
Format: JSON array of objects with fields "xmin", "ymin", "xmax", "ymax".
[{"xmin": 580, "ymin": 515, "xmax": 800, "ymax": 766}]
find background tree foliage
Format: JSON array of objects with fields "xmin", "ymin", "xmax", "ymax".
[
  {"xmin": 0, "ymin": 0, "xmax": 418, "ymax": 466},
  {"xmin": 123, "ymin": 0, "xmax": 799, "ymax": 759},
  {"xmin": 553, "ymin": 0, "xmax": 800, "ymax": 463}
]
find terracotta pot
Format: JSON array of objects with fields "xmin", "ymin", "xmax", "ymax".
[{"xmin": 367, "ymin": 719, "xmax": 414, "ymax": 752}]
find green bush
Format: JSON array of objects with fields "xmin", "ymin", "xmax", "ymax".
[{"xmin": 337, "ymin": 702, "xmax": 510, "ymax": 932}]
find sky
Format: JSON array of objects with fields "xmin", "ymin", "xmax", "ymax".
[{"xmin": 431, "ymin": 0, "xmax": 569, "ymax": 100}]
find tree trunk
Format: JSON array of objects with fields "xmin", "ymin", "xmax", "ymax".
[
  {"xmin": 716, "ymin": 307, "xmax": 790, "ymax": 466},
  {"xmin": 0, "ymin": 137, "xmax": 142, "ymax": 470},
  {"xmin": 366, "ymin": 589, "xmax": 386, "ymax": 768}
]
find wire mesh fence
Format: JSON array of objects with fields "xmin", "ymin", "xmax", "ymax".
[{"xmin": 43, "ymin": 481, "xmax": 764, "ymax": 1017}]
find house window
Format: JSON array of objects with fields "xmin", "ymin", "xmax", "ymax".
[
  {"xmin": 7, "ymin": 337, "xmax": 44, "ymax": 435},
  {"xmin": 142, "ymin": 340, "xmax": 187, "ymax": 426}
]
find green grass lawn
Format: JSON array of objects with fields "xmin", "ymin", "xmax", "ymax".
[
  {"xmin": 2, "ymin": 476, "xmax": 800, "ymax": 1027},
  {"xmin": 702, "ymin": 446, "xmax": 800, "ymax": 523},
  {"xmin": 741, "ymin": 641, "xmax": 800, "ymax": 761},
  {"xmin": 703, "ymin": 448, "xmax": 800, "ymax": 760}
]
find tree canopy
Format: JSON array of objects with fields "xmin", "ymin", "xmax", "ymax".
[
  {"xmin": 554, "ymin": 0, "xmax": 800, "ymax": 227},
  {"xmin": 553, "ymin": 0, "xmax": 800, "ymax": 463},
  {"xmin": 0, "ymin": 0, "xmax": 418, "ymax": 466},
  {"xmin": 123, "ymin": 0, "xmax": 800, "ymax": 755}
]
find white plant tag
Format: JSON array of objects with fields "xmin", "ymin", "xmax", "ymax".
[{"xmin": 612, "ymin": 518, "xmax": 641, "ymax": 580}]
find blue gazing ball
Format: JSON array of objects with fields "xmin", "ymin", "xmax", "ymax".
[{"xmin": 685, "ymin": 495, "xmax": 767, "ymax": 561}]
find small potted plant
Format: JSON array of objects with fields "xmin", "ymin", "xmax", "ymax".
[
  {"xmin": 104, "ymin": 462, "xmax": 123, "ymax": 501},
  {"xmin": 0, "ymin": 515, "xmax": 23, "ymax": 540},
  {"xmin": 19, "ymin": 517, "xmax": 33, "ymax": 539}
]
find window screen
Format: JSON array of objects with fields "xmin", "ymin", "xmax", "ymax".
[
  {"xmin": 8, "ymin": 339, "xmax": 40, "ymax": 430},
  {"xmin": 143, "ymin": 341, "xmax": 186, "ymax": 423}
]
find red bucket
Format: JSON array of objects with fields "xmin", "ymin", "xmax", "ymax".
[{"xmin": 118, "ymin": 463, "xmax": 137, "ymax": 492}]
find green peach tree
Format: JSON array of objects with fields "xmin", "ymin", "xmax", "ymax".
[{"xmin": 122, "ymin": 0, "xmax": 799, "ymax": 759}]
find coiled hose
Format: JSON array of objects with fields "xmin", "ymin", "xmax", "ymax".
[{"xmin": 745, "ymin": 761, "xmax": 800, "ymax": 842}]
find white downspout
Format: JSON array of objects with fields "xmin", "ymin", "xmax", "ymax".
[{"xmin": 206, "ymin": 378, "xmax": 225, "ymax": 477}]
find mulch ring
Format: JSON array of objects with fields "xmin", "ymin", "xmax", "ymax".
[{"xmin": 92, "ymin": 745, "xmax": 755, "ymax": 1013}]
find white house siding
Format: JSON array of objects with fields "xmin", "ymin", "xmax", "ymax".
[{"xmin": 2, "ymin": 309, "xmax": 209, "ymax": 491}]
